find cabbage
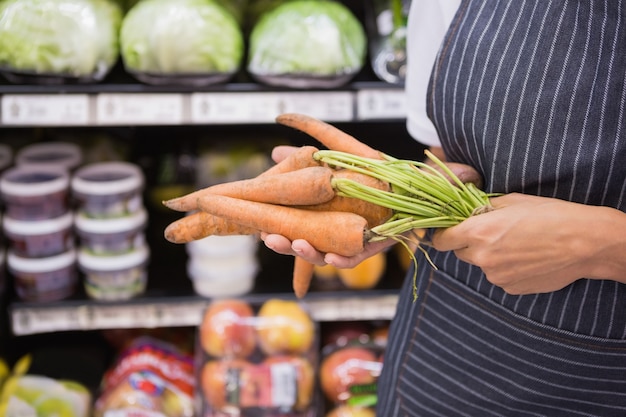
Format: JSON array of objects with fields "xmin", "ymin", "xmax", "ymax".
[
  {"xmin": 120, "ymin": 0, "xmax": 244, "ymax": 75},
  {"xmin": 0, "ymin": 0, "xmax": 122, "ymax": 79},
  {"xmin": 248, "ymin": 0, "xmax": 367, "ymax": 78}
]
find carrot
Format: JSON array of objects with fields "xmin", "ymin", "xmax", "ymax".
[
  {"xmin": 293, "ymin": 257, "xmax": 315, "ymax": 299},
  {"xmin": 275, "ymin": 113, "xmax": 382, "ymax": 160},
  {"xmin": 264, "ymin": 145, "xmax": 322, "ymax": 176},
  {"xmin": 196, "ymin": 194, "xmax": 369, "ymax": 257},
  {"xmin": 164, "ymin": 211, "xmax": 259, "ymax": 244},
  {"xmin": 164, "ymin": 166, "xmax": 337, "ymax": 212}
]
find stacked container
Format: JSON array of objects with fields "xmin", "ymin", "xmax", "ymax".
[
  {"xmin": 0, "ymin": 142, "xmax": 80, "ymax": 302},
  {"xmin": 71, "ymin": 161, "xmax": 149, "ymax": 301},
  {"xmin": 0, "ymin": 144, "xmax": 13, "ymax": 297}
]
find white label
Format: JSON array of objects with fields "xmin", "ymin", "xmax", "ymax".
[
  {"xmin": 191, "ymin": 92, "xmax": 281, "ymax": 123},
  {"xmin": 270, "ymin": 362, "xmax": 297, "ymax": 407},
  {"xmin": 2, "ymin": 94, "xmax": 89, "ymax": 125},
  {"xmin": 97, "ymin": 93, "xmax": 183, "ymax": 125},
  {"xmin": 12, "ymin": 307, "xmax": 83, "ymax": 335},
  {"xmin": 279, "ymin": 92, "xmax": 354, "ymax": 121},
  {"xmin": 356, "ymin": 89, "xmax": 407, "ymax": 120}
]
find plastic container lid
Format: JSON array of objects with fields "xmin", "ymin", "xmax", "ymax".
[
  {"xmin": 16, "ymin": 142, "xmax": 82, "ymax": 171},
  {"xmin": 0, "ymin": 165, "xmax": 69, "ymax": 197},
  {"xmin": 8, "ymin": 248, "xmax": 76, "ymax": 273},
  {"xmin": 3, "ymin": 211, "xmax": 74, "ymax": 236},
  {"xmin": 186, "ymin": 234, "xmax": 258, "ymax": 258},
  {"xmin": 71, "ymin": 162, "xmax": 144, "ymax": 196},
  {"xmin": 78, "ymin": 245, "xmax": 150, "ymax": 272},
  {"xmin": 74, "ymin": 208, "xmax": 147, "ymax": 234}
]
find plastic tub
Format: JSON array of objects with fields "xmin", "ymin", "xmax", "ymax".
[
  {"xmin": 0, "ymin": 247, "xmax": 5, "ymax": 296},
  {"xmin": 3, "ymin": 211, "xmax": 74, "ymax": 258},
  {"xmin": 15, "ymin": 142, "xmax": 83, "ymax": 171},
  {"xmin": 187, "ymin": 254, "xmax": 258, "ymax": 298},
  {"xmin": 8, "ymin": 249, "xmax": 77, "ymax": 302},
  {"xmin": 186, "ymin": 234, "xmax": 259, "ymax": 258},
  {"xmin": 78, "ymin": 244, "xmax": 150, "ymax": 301},
  {"xmin": 0, "ymin": 165, "xmax": 70, "ymax": 220},
  {"xmin": 74, "ymin": 208, "xmax": 147, "ymax": 255},
  {"xmin": 71, "ymin": 162, "xmax": 145, "ymax": 218},
  {"xmin": 0, "ymin": 144, "xmax": 12, "ymax": 173}
]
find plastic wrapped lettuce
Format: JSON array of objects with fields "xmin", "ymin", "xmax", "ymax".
[
  {"xmin": 247, "ymin": 0, "xmax": 367, "ymax": 88},
  {"xmin": 0, "ymin": 0, "xmax": 122, "ymax": 84},
  {"xmin": 120, "ymin": 0, "xmax": 244, "ymax": 86}
]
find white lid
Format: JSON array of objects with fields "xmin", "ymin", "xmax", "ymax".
[
  {"xmin": 186, "ymin": 234, "xmax": 258, "ymax": 258},
  {"xmin": 71, "ymin": 162, "xmax": 144, "ymax": 195},
  {"xmin": 0, "ymin": 166, "xmax": 69, "ymax": 197},
  {"xmin": 16, "ymin": 142, "xmax": 82, "ymax": 171},
  {"xmin": 3, "ymin": 211, "xmax": 74, "ymax": 235},
  {"xmin": 78, "ymin": 245, "xmax": 150, "ymax": 271},
  {"xmin": 8, "ymin": 249, "xmax": 76, "ymax": 273},
  {"xmin": 74, "ymin": 208, "xmax": 147, "ymax": 234}
]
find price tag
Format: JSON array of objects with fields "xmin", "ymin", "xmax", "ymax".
[
  {"xmin": 279, "ymin": 92, "xmax": 354, "ymax": 121},
  {"xmin": 155, "ymin": 301, "xmax": 207, "ymax": 327},
  {"xmin": 12, "ymin": 307, "xmax": 83, "ymax": 335},
  {"xmin": 356, "ymin": 89, "xmax": 407, "ymax": 120},
  {"xmin": 1, "ymin": 94, "xmax": 89, "ymax": 126},
  {"xmin": 308, "ymin": 295, "xmax": 398, "ymax": 321},
  {"xmin": 88, "ymin": 304, "xmax": 159, "ymax": 329},
  {"xmin": 191, "ymin": 92, "xmax": 281, "ymax": 123},
  {"xmin": 96, "ymin": 93, "xmax": 183, "ymax": 125}
]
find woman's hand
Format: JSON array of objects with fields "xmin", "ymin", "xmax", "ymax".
[{"xmin": 431, "ymin": 193, "xmax": 626, "ymax": 294}]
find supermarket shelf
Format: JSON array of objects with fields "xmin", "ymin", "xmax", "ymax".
[
  {"xmin": 0, "ymin": 82, "xmax": 406, "ymax": 127},
  {"xmin": 9, "ymin": 291, "xmax": 399, "ymax": 336}
]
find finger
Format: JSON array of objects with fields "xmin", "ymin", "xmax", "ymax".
[
  {"xmin": 292, "ymin": 239, "xmax": 327, "ymax": 265},
  {"xmin": 325, "ymin": 238, "xmax": 395, "ymax": 269},
  {"xmin": 430, "ymin": 226, "xmax": 469, "ymax": 252},
  {"xmin": 271, "ymin": 145, "xmax": 298, "ymax": 164},
  {"xmin": 262, "ymin": 233, "xmax": 296, "ymax": 256}
]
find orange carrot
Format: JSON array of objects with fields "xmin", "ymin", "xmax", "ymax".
[
  {"xmin": 293, "ymin": 257, "xmax": 315, "ymax": 299},
  {"xmin": 196, "ymin": 194, "xmax": 369, "ymax": 257},
  {"xmin": 164, "ymin": 211, "xmax": 259, "ymax": 244},
  {"xmin": 275, "ymin": 113, "xmax": 382, "ymax": 160},
  {"xmin": 164, "ymin": 166, "xmax": 337, "ymax": 212},
  {"xmin": 264, "ymin": 145, "xmax": 322, "ymax": 176}
]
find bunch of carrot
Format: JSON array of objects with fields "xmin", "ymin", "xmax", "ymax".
[{"xmin": 163, "ymin": 113, "xmax": 493, "ymax": 298}]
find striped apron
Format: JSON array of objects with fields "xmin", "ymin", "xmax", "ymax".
[{"xmin": 377, "ymin": 1, "xmax": 626, "ymax": 416}]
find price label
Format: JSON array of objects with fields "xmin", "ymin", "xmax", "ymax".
[
  {"xmin": 308, "ymin": 295, "xmax": 398, "ymax": 321},
  {"xmin": 154, "ymin": 301, "xmax": 207, "ymax": 327},
  {"xmin": 97, "ymin": 93, "xmax": 183, "ymax": 125},
  {"xmin": 356, "ymin": 89, "xmax": 407, "ymax": 120},
  {"xmin": 12, "ymin": 307, "xmax": 83, "ymax": 335},
  {"xmin": 88, "ymin": 304, "xmax": 159, "ymax": 329},
  {"xmin": 191, "ymin": 92, "xmax": 282, "ymax": 123},
  {"xmin": 279, "ymin": 92, "xmax": 354, "ymax": 121},
  {"xmin": 1, "ymin": 94, "xmax": 89, "ymax": 126}
]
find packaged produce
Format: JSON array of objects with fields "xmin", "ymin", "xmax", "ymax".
[
  {"xmin": 196, "ymin": 298, "xmax": 319, "ymax": 416},
  {"xmin": 94, "ymin": 337, "xmax": 195, "ymax": 417},
  {"xmin": 74, "ymin": 208, "xmax": 147, "ymax": 255},
  {"xmin": 120, "ymin": 0, "xmax": 244, "ymax": 86},
  {"xmin": 0, "ymin": 165, "xmax": 70, "ymax": 221},
  {"xmin": 0, "ymin": 0, "xmax": 122, "ymax": 84},
  {"xmin": 7, "ymin": 248, "xmax": 77, "ymax": 302},
  {"xmin": 319, "ymin": 341, "xmax": 383, "ymax": 408},
  {"xmin": 247, "ymin": 0, "xmax": 367, "ymax": 88},
  {"xmin": 2, "ymin": 211, "xmax": 74, "ymax": 258},
  {"xmin": 71, "ymin": 161, "xmax": 145, "ymax": 219},
  {"xmin": 78, "ymin": 244, "xmax": 149, "ymax": 301},
  {"xmin": 15, "ymin": 142, "xmax": 83, "ymax": 172}
]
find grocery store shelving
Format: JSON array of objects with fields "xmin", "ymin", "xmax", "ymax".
[{"xmin": 0, "ymin": 51, "xmax": 416, "ymax": 338}]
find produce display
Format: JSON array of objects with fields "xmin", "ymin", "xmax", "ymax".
[
  {"xmin": 119, "ymin": 0, "xmax": 244, "ymax": 85},
  {"xmin": 0, "ymin": 0, "xmax": 122, "ymax": 82},
  {"xmin": 163, "ymin": 112, "xmax": 492, "ymax": 298},
  {"xmin": 0, "ymin": 355, "xmax": 92, "ymax": 417},
  {"xmin": 197, "ymin": 298, "xmax": 318, "ymax": 416},
  {"xmin": 247, "ymin": 0, "xmax": 367, "ymax": 88}
]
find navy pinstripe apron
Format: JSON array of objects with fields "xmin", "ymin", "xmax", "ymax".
[{"xmin": 377, "ymin": 1, "xmax": 626, "ymax": 416}]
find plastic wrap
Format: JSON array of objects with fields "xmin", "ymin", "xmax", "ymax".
[
  {"xmin": 120, "ymin": 0, "xmax": 244, "ymax": 86},
  {"xmin": 247, "ymin": 0, "xmax": 367, "ymax": 88},
  {"xmin": 196, "ymin": 298, "xmax": 319, "ymax": 417},
  {"xmin": 0, "ymin": 0, "xmax": 122, "ymax": 84}
]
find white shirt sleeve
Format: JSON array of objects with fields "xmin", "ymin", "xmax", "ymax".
[{"xmin": 405, "ymin": 0, "xmax": 461, "ymax": 147}]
